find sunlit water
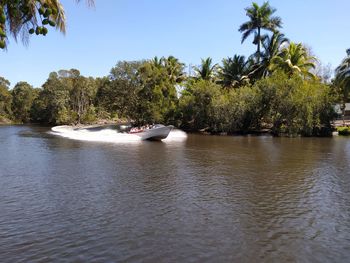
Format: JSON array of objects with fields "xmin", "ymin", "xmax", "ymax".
[{"xmin": 1, "ymin": 125, "xmax": 350, "ymax": 262}]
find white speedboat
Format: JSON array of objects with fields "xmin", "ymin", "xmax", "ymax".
[{"xmin": 129, "ymin": 124, "xmax": 173, "ymax": 141}]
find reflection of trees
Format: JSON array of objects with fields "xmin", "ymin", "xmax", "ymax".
[
  {"xmin": 181, "ymin": 135, "xmax": 350, "ymax": 260},
  {"xmin": 20, "ymin": 127, "xmax": 350, "ymax": 261}
]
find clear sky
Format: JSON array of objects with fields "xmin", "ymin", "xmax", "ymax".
[{"xmin": 1, "ymin": 0, "xmax": 349, "ymax": 88}]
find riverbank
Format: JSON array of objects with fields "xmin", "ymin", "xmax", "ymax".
[
  {"xmin": 0, "ymin": 117, "xmax": 127, "ymax": 127},
  {"xmin": 0, "ymin": 117, "xmax": 342, "ymax": 138},
  {"xmin": 0, "ymin": 116, "xmax": 14, "ymax": 125},
  {"xmin": 185, "ymin": 125, "xmax": 334, "ymax": 137}
]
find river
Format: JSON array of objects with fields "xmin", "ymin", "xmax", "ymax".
[{"xmin": 1, "ymin": 125, "xmax": 350, "ymax": 262}]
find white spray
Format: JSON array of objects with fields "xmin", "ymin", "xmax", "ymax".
[{"xmin": 50, "ymin": 125, "xmax": 187, "ymax": 143}]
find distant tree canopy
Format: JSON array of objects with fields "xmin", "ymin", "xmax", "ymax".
[
  {"xmin": 30, "ymin": 69, "xmax": 97, "ymax": 124},
  {"xmin": 0, "ymin": 0, "xmax": 94, "ymax": 49}
]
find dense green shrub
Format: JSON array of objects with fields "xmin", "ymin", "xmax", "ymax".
[
  {"xmin": 0, "ymin": 77, "xmax": 12, "ymax": 120},
  {"xmin": 337, "ymin": 126, "xmax": 350, "ymax": 136},
  {"xmin": 254, "ymin": 72, "xmax": 334, "ymax": 136},
  {"xmin": 210, "ymin": 85, "xmax": 263, "ymax": 133},
  {"xmin": 178, "ymin": 72, "xmax": 334, "ymax": 136},
  {"xmin": 179, "ymin": 80, "xmax": 221, "ymax": 131},
  {"xmin": 81, "ymin": 105, "xmax": 97, "ymax": 124},
  {"xmin": 11, "ymin": 82, "xmax": 38, "ymax": 123}
]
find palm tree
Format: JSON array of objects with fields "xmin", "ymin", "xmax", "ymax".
[
  {"xmin": 162, "ymin": 56, "xmax": 186, "ymax": 84},
  {"xmin": 334, "ymin": 50, "xmax": 350, "ymax": 123},
  {"xmin": 193, "ymin": 57, "xmax": 218, "ymax": 81},
  {"xmin": 149, "ymin": 56, "xmax": 185, "ymax": 84},
  {"xmin": 0, "ymin": 0, "xmax": 94, "ymax": 49},
  {"xmin": 250, "ymin": 31, "xmax": 289, "ymax": 78},
  {"xmin": 238, "ymin": 2, "xmax": 282, "ymax": 62},
  {"xmin": 151, "ymin": 56, "xmax": 163, "ymax": 69},
  {"xmin": 270, "ymin": 42, "xmax": 317, "ymax": 79},
  {"xmin": 336, "ymin": 52, "xmax": 350, "ymax": 78},
  {"xmin": 217, "ymin": 55, "xmax": 251, "ymax": 88}
]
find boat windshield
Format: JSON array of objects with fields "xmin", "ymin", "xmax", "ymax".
[{"xmin": 153, "ymin": 124, "xmax": 164, "ymax": 128}]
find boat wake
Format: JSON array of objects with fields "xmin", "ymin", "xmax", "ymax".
[{"xmin": 50, "ymin": 125, "xmax": 187, "ymax": 143}]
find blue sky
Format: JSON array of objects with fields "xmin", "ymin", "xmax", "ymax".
[{"xmin": 1, "ymin": 0, "xmax": 349, "ymax": 88}]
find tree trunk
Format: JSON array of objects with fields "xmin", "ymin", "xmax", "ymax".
[
  {"xmin": 341, "ymin": 102, "xmax": 346, "ymax": 126},
  {"xmin": 257, "ymin": 27, "xmax": 261, "ymax": 63}
]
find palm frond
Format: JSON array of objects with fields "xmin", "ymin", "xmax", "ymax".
[
  {"xmin": 1, "ymin": 0, "xmax": 94, "ymax": 48},
  {"xmin": 241, "ymin": 29, "xmax": 254, "ymax": 44}
]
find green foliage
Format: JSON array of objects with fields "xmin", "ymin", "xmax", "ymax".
[
  {"xmin": 0, "ymin": 0, "xmax": 93, "ymax": 49},
  {"xmin": 254, "ymin": 72, "xmax": 334, "ymax": 136},
  {"xmin": 11, "ymin": 81, "xmax": 37, "ymax": 122},
  {"xmin": 81, "ymin": 105, "xmax": 97, "ymax": 123},
  {"xmin": 69, "ymin": 75, "xmax": 97, "ymax": 123},
  {"xmin": 0, "ymin": 76, "xmax": 12, "ymax": 119},
  {"xmin": 334, "ymin": 50, "xmax": 350, "ymax": 115},
  {"xmin": 254, "ymin": 32, "xmax": 289, "ymax": 78},
  {"xmin": 179, "ymin": 80, "xmax": 221, "ymax": 131},
  {"xmin": 337, "ymin": 126, "xmax": 350, "ymax": 136},
  {"xmin": 217, "ymin": 55, "xmax": 251, "ymax": 88},
  {"xmin": 0, "ymin": 52, "xmax": 335, "ymax": 138},
  {"xmin": 56, "ymin": 107, "xmax": 75, "ymax": 124},
  {"xmin": 239, "ymin": 2, "xmax": 282, "ymax": 62},
  {"xmin": 179, "ymin": 80, "xmax": 263, "ymax": 133},
  {"xmin": 31, "ymin": 69, "xmax": 97, "ymax": 124},
  {"xmin": 193, "ymin": 57, "xmax": 217, "ymax": 81},
  {"xmin": 178, "ymin": 71, "xmax": 334, "ymax": 136},
  {"xmin": 136, "ymin": 58, "xmax": 182, "ymax": 124},
  {"xmin": 210, "ymin": 86, "xmax": 261, "ymax": 133},
  {"xmin": 96, "ymin": 58, "xmax": 183, "ymax": 125},
  {"xmin": 0, "ymin": 0, "xmax": 64, "ymax": 49},
  {"xmin": 96, "ymin": 61, "xmax": 143, "ymax": 118},
  {"xmin": 270, "ymin": 42, "xmax": 317, "ymax": 79}
]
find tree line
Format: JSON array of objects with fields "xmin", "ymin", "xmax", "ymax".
[{"xmin": 1, "ymin": 2, "xmax": 349, "ymax": 136}]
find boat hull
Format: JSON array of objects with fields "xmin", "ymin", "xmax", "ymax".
[{"xmin": 133, "ymin": 125, "xmax": 173, "ymax": 141}]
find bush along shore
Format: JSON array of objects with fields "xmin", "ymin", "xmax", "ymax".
[{"xmin": 1, "ymin": 3, "xmax": 349, "ymax": 137}]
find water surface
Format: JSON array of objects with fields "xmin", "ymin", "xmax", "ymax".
[{"xmin": 1, "ymin": 125, "xmax": 350, "ymax": 262}]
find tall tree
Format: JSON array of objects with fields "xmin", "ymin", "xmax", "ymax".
[
  {"xmin": 137, "ymin": 58, "xmax": 180, "ymax": 124},
  {"xmin": 194, "ymin": 57, "xmax": 217, "ymax": 81},
  {"xmin": 251, "ymin": 31, "xmax": 289, "ymax": 78},
  {"xmin": 162, "ymin": 56, "xmax": 186, "ymax": 84},
  {"xmin": 70, "ymin": 76, "xmax": 97, "ymax": 123},
  {"xmin": 96, "ymin": 61, "xmax": 143, "ymax": 117},
  {"xmin": 31, "ymin": 72, "xmax": 70, "ymax": 124},
  {"xmin": 238, "ymin": 2, "xmax": 282, "ymax": 62},
  {"xmin": 0, "ymin": 0, "xmax": 94, "ymax": 49}
]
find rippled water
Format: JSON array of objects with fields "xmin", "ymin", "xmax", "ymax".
[{"xmin": 1, "ymin": 125, "xmax": 350, "ymax": 262}]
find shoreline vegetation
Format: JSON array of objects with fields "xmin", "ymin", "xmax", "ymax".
[
  {"xmin": 0, "ymin": 68, "xmax": 343, "ymax": 138},
  {"xmin": 1, "ymin": 2, "xmax": 350, "ymax": 137},
  {"xmin": 2, "ymin": 118, "xmax": 350, "ymax": 137}
]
